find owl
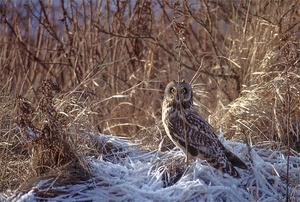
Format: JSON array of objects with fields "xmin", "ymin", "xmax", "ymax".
[{"xmin": 162, "ymin": 80, "xmax": 247, "ymax": 178}]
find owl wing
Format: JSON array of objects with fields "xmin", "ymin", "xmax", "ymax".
[
  {"xmin": 168, "ymin": 109, "xmax": 222, "ymax": 158},
  {"xmin": 185, "ymin": 111, "xmax": 247, "ymax": 169},
  {"xmin": 168, "ymin": 109, "xmax": 247, "ymax": 177}
]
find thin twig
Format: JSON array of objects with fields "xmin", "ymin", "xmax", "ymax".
[
  {"xmin": 285, "ymin": 60, "xmax": 291, "ymax": 202},
  {"xmin": 172, "ymin": 1, "xmax": 189, "ymax": 167}
]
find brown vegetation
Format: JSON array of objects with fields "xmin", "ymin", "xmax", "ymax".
[{"xmin": 0, "ymin": 0, "xmax": 299, "ymax": 194}]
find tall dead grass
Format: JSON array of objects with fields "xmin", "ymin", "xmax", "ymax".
[{"xmin": 0, "ymin": 0, "xmax": 299, "ymax": 193}]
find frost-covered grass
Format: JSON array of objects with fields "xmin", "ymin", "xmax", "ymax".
[{"xmin": 5, "ymin": 133, "xmax": 299, "ymax": 202}]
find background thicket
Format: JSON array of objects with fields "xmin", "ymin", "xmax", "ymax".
[{"xmin": 0, "ymin": 0, "xmax": 299, "ymax": 193}]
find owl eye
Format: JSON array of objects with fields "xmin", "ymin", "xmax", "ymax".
[
  {"xmin": 181, "ymin": 88, "xmax": 186, "ymax": 94},
  {"xmin": 170, "ymin": 87, "xmax": 176, "ymax": 94}
]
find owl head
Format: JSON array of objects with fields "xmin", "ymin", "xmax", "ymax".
[{"xmin": 163, "ymin": 80, "xmax": 193, "ymax": 108}]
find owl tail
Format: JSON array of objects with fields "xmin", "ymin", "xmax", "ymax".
[{"xmin": 224, "ymin": 149, "xmax": 248, "ymax": 170}]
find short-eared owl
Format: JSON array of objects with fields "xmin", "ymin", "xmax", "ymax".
[{"xmin": 162, "ymin": 80, "xmax": 247, "ymax": 178}]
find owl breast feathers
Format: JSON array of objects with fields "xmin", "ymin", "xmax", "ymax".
[{"xmin": 162, "ymin": 80, "xmax": 248, "ymax": 178}]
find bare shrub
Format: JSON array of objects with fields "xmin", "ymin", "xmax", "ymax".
[{"xmin": 17, "ymin": 79, "xmax": 90, "ymax": 183}]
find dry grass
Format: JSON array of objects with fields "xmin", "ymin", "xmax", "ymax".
[{"xmin": 0, "ymin": 0, "xmax": 299, "ymax": 195}]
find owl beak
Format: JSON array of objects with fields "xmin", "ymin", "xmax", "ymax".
[
  {"xmin": 175, "ymin": 93, "xmax": 179, "ymax": 102},
  {"xmin": 175, "ymin": 91, "xmax": 183, "ymax": 103}
]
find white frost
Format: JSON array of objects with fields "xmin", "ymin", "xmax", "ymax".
[{"xmin": 5, "ymin": 133, "xmax": 300, "ymax": 202}]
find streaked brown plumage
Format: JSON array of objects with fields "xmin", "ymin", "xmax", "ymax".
[{"xmin": 162, "ymin": 80, "xmax": 247, "ymax": 178}]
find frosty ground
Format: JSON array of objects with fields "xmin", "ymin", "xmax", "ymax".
[{"xmin": 2, "ymin": 133, "xmax": 300, "ymax": 202}]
